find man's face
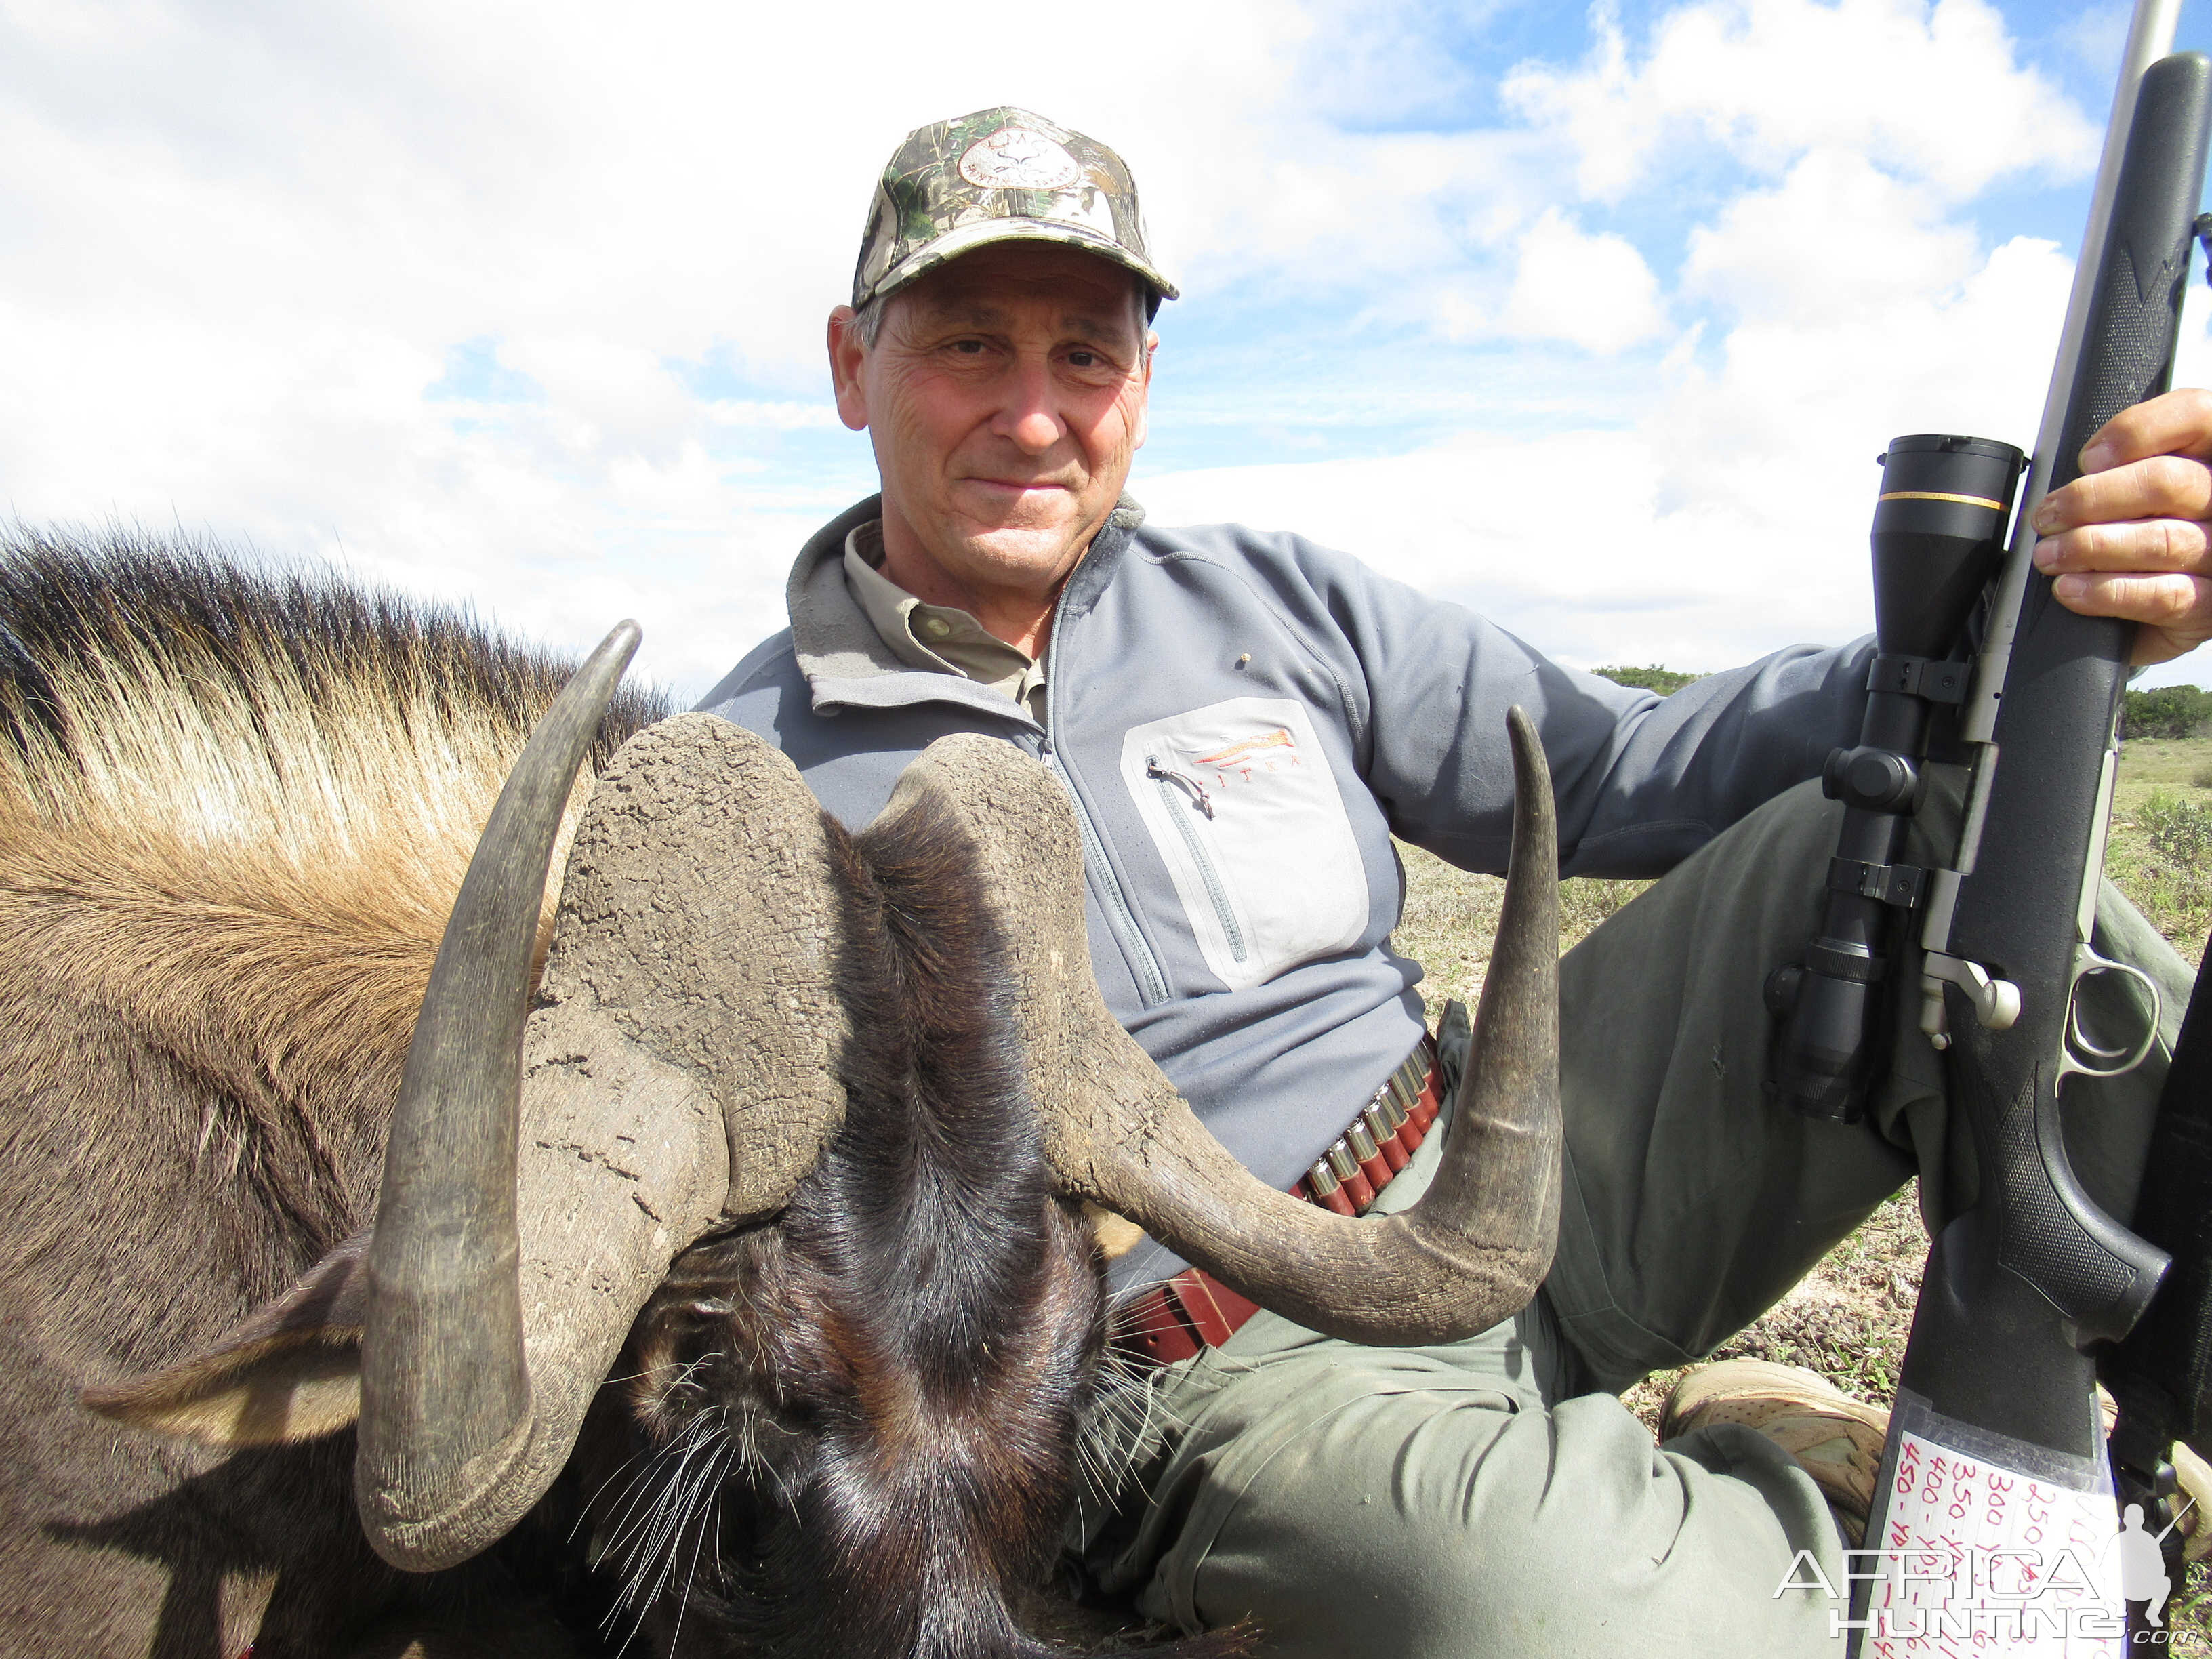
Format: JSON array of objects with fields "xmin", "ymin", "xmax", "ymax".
[{"xmin": 828, "ymin": 241, "xmax": 1153, "ymax": 609}]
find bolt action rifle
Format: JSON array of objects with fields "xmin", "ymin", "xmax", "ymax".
[{"xmin": 1761, "ymin": 0, "xmax": 2212, "ymax": 1641}]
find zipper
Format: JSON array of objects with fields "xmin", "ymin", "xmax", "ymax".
[
  {"xmin": 1145, "ymin": 757, "xmax": 1248, "ymax": 963},
  {"xmin": 1043, "ymin": 608, "xmax": 1171, "ymax": 1007}
]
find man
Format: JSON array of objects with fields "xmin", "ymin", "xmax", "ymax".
[{"xmin": 700, "ymin": 106, "xmax": 2211, "ymax": 1654}]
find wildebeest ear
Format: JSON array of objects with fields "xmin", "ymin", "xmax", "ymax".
[{"xmin": 82, "ymin": 1232, "xmax": 369, "ymax": 1447}]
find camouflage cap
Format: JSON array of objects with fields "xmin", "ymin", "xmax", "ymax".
[{"xmin": 852, "ymin": 106, "xmax": 1179, "ymax": 314}]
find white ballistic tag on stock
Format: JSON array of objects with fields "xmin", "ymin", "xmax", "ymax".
[{"xmin": 1849, "ymin": 1393, "xmax": 2127, "ymax": 1659}]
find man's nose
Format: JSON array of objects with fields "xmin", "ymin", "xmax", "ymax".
[{"xmin": 994, "ymin": 357, "xmax": 1064, "ymax": 454}]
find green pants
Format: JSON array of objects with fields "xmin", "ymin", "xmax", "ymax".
[{"xmin": 1078, "ymin": 778, "xmax": 2197, "ymax": 1656}]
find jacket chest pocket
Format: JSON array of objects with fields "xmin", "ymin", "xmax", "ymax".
[{"xmin": 1118, "ymin": 697, "xmax": 1369, "ymax": 991}]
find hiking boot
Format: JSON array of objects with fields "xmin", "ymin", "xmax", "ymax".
[
  {"xmin": 2100, "ymin": 1387, "xmax": 2212, "ymax": 1563},
  {"xmin": 1660, "ymin": 1358, "xmax": 1889, "ymax": 1545},
  {"xmin": 2174, "ymin": 1439, "xmax": 2212, "ymax": 1563}
]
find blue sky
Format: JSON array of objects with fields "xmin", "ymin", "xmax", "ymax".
[{"xmin": 1, "ymin": 0, "xmax": 2207, "ymax": 695}]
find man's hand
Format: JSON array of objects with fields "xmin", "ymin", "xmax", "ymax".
[{"xmin": 2033, "ymin": 386, "xmax": 2212, "ymax": 665}]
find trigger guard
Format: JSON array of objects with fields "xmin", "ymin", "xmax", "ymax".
[{"xmin": 2059, "ymin": 951, "xmax": 2163, "ymax": 1082}]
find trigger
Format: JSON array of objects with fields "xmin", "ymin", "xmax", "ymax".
[{"xmin": 2060, "ymin": 947, "xmax": 2163, "ymax": 1082}]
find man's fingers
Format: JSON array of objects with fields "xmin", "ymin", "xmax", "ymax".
[
  {"xmin": 2074, "ymin": 387, "xmax": 2212, "ymax": 472},
  {"xmin": 2034, "ymin": 514, "xmax": 2211, "ymax": 575},
  {"xmin": 2048, "ymin": 571, "xmax": 2212, "ymax": 666},
  {"xmin": 2036, "ymin": 453, "xmax": 2212, "ymax": 533}
]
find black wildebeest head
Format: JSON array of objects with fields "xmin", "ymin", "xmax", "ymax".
[{"xmin": 43, "ymin": 537, "xmax": 1565, "ymax": 1657}]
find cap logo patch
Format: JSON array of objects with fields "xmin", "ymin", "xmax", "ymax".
[{"xmin": 958, "ymin": 127, "xmax": 1082, "ymax": 191}]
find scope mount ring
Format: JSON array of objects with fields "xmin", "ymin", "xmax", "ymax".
[{"xmin": 2058, "ymin": 945, "xmax": 2163, "ymax": 1083}]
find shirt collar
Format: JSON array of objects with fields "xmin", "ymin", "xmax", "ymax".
[
  {"xmin": 840, "ymin": 525, "xmax": 1048, "ymax": 717},
  {"xmin": 783, "ymin": 493, "xmax": 1145, "ymax": 720}
]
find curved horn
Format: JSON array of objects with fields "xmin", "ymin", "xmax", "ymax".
[
  {"xmin": 356, "ymin": 697, "xmax": 851, "ymax": 1572},
  {"xmin": 355, "ymin": 623, "xmax": 637, "ymax": 1562},
  {"xmin": 1377, "ymin": 701, "xmax": 1561, "ymax": 1322},
  {"xmin": 880, "ymin": 708, "xmax": 1560, "ymax": 1347}
]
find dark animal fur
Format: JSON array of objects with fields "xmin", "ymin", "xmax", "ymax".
[
  {"xmin": 571, "ymin": 794, "xmax": 1118, "ymax": 1658},
  {"xmin": 0, "ymin": 528, "xmax": 1241, "ymax": 1657}
]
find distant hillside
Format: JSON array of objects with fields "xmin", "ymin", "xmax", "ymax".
[{"xmin": 1593, "ymin": 664, "xmax": 1707, "ymax": 697}]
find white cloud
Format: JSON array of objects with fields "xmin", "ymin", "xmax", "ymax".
[
  {"xmin": 3, "ymin": 0, "xmax": 2189, "ymax": 706},
  {"xmin": 1136, "ymin": 2, "xmax": 2097, "ymax": 678},
  {"xmin": 1141, "ymin": 218, "xmax": 2078, "ymax": 673},
  {"xmin": 703, "ymin": 402, "xmax": 844, "ymax": 432},
  {"xmin": 1494, "ymin": 208, "xmax": 1668, "ymax": 352},
  {"xmin": 2059, "ymin": 3, "xmax": 2133, "ymax": 90},
  {"xmin": 1682, "ymin": 148, "xmax": 1981, "ymax": 321},
  {"xmin": 0, "ymin": 0, "xmax": 1320, "ymax": 689},
  {"xmin": 1506, "ymin": 0, "xmax": 2098, "ymax": 203},
  {"xmin": 1, "ymin": 0, "xmax": 1577, "ymax": 699}
]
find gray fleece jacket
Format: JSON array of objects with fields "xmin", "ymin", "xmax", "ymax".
[{"xmin": 698, "ymin": 494, "xmax": 1875, "ymax": 1290}]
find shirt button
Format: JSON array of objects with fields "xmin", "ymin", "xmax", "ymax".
[{"xmin": 922, "ymin": 617, "xmax": 952, "ymax": 639}]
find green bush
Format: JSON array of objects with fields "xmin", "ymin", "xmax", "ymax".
[
  {"xmin": 2142, "ymin": 789, "xmax": 2212, "ymax": 865},
  {"xmin": 2120, "ymin": 684, "xmax": 2212, "ymax": 740},
  {"xmin": 2136, "ymin": 790, "xmax": 2212, "ymax": 919},
  {"xmin": 1593, "ymin": 664, "xmax": 1706, "ymax": 697}
]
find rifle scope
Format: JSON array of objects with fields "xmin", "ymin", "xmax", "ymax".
[{"xmin": 1769, "ymin": 434, "xmax": 2024, "ymax": 1124}]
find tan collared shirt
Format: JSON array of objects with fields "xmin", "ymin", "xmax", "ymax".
[{"xmin": 842, "ymin": 520, "xmax": 1048, "ymax": 722}]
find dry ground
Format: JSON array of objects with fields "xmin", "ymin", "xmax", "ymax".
[{"xmin": 1391, "ymin": 733, "xmax": 2212, "ymax": 1645}]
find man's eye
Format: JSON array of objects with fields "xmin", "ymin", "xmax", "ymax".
[
  {"xmin": 949, "ymin": 339, "xmax": 986, "ymax": 354},
  {"xmin": 1067, "ymin": 351, "xmax": 1098, "ymax": 368}
]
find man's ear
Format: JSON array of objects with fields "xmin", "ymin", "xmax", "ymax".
[
  {"xmin": 1131, "ymin": 329, "xmax": 1158, "ymax": 451},
  {"xmin": 827, "ymin": 305, "xmax": 871, "ymax": 432},
  {"xmin": 81, "ymin": 1233, "xmax": 369, "ymax": 1447}
]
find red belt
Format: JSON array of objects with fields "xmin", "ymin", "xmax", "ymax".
[{"xmin": 1113, "ymin": 1037, "xmax": 1444, "ymax": 1366}]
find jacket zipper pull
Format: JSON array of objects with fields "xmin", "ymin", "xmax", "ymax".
[{"xmin": 1145, "ymin": 756, "xmax": 1214, "ymax": 819}]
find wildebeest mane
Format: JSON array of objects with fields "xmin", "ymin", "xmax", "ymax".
[
  {"xmin": 0, "ymin": 527, "xmax": 672, "ymax": 1653},
  {"xmin": 0, "ymin": 525, "xmax": 667, "ymax": 1256},
  {"xmin": 0, "ymin": 522, "xmax": 659, "ymax": 846}
]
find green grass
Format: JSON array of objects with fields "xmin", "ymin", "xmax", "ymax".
[
  {"xmin": 2110, "ymin": 737, "xmax": 2212, "ymax": 969},
  {"xmin": 1393, "ymin": 852, "xmax": 1645, "ymax": 1021}
]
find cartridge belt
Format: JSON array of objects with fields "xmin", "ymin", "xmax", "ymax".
[{"xmin": 1113, "ymin": 1035, "xmax": 1444, "ymax": 1367}]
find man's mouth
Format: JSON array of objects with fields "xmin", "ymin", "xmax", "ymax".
[{"xmin": 962, "ymin": 477, "xmax": 1071, "ymax": 497}]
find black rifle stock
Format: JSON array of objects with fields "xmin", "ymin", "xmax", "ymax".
[
  {"xmin": 1916, "ymin": 51, "xmax": 2209, "ymax": 1412},
  {"xmin": 1832, "ymin": 50, "xmax": 2210, "ymax": 1640}
]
